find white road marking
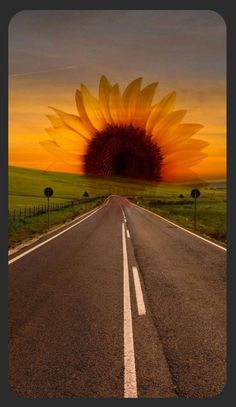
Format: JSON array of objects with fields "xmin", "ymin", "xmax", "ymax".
[
  {"xmin": 122, "ymin": 223, "xmax": 137, "ymax": 398},
  {"xmin": 120, "ymin": 205, "xmax": 127, "ymax": 222},
  {"xmin": 126, "ymin": 229, "xmax": 130, "ymax": 238},
  {"xmin": 134, "ymin": 204, "xmax": 227, "ymax": 252},
  {"xmin": 132, "ymin": 267, "xmax": 146, "ymax": 316},
  {"xmin": 8, "ymin": 204, "xmax": 107, "ymax": 265}
]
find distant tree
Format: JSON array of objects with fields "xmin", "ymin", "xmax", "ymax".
[
  {"xmin": 179, "ymin": 194, "xmax": 184, "ymax": 199},
  {"xmin": 83, "ymin": 191, "xmax": 89, "ymax": 197}
]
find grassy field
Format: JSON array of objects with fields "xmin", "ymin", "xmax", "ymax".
[
  {"xmin": 8, "ymin": 198, "xmax": 104, "ymax": 248},
  {"xmin": 9, "ymin": 166, "xmax": 206, "ymax": 210},
  {"xmin": 8, "ymin": 166, "xmax": 226, "ymax": 247},
  {"xmin": 136, "ymin": 196, "xmax": 226, "ymax": 244}
]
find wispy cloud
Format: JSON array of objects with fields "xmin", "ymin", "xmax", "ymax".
[{"xmin": 10, "ymin": 65, "xmax": 79, "ymax": 77}]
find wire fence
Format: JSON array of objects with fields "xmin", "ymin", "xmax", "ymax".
[{"xmin": 8, "ymin": 197, "xmax": 103, "ymax": 222}]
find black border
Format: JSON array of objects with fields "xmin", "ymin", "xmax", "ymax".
[{"xmin": 1, "ymin": 1, "xmax": 235, "ymax": 405}]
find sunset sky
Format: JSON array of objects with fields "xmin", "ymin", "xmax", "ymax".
[{"xmin": 9, "ymin": 10, "xmax": 226, "ymax": 180}]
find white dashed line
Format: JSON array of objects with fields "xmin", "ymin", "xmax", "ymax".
[
  {"xmin": 132, "ymin": 267, "xmax": 146, "ymax": 316},
  {"xmin": 126, "ymin": 229, "xmax": 130, "ymax": 238},
  {"xmin": 122, "ymin": 223, "xmax": 137, "ymax": 398}
]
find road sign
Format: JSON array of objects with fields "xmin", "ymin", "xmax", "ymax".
[
  {"xmin": 44, "ymin": 187, "xmax": 54, "ymax": 197},
  {"xmin": 191, "ymin": 189, "xmax": 200, "ymax": 231},
  {"xmin": 191, "ymin": 189, "xmax": 200, "ymax": 199},
  {"xmin": 44, "ymin": 187, "xmax": 53, "ymax": 230}
]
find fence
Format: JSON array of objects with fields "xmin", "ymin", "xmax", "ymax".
[{"xmin": 8, "ymin": 197, "xmax": 102, "ymax": 222}]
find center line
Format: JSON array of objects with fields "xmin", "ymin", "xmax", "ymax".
[
  {"xmin": 132, "ymin": 267, "xmax": 146, "ymax": 316},
  {"xmin": 122, "ymin": 223, "xmax": 137, "ymax": 398}
]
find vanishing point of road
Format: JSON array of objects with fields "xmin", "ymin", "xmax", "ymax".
[{"xmin": 8, "ymin": 196, "xmax": 226, "ymax": 398}]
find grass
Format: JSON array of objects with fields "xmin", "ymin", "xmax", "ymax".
[
  {"xmin": 8, "ymin": 166, "xmax": 226, "ymax": 247},
  {"xmin": 8, "ymin": 198, "xmax": 104, "ymax": 248},
  {"xmin": 135, "ymin": 196, "xmax": 226, "ymax": 244},
  {"xmin": 9, "ymin": 165, "xmax": 211, "ymax": 209}
]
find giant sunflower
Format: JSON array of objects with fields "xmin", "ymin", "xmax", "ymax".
[{"xmin": 41, "ymin": 76, "xmax": 209, "ymax": 182}]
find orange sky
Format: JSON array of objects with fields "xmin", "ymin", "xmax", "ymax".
[{"xmin": 9, "ymin": 11, "xmax": 226, "ymax": 181}]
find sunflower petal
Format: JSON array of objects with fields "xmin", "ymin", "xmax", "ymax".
[
  {"xmin": 162, "ymin": 138, "xmax": 209, "ymax": 156},
  {"xmin": 166, "ymin": 123, "xmax": 204, "ymax": 143},
  {"xmin": 46, "ymin": 114, "xmax": 64, "ymax": 128},
  {"xmin": 75, "ymin": 89, "xmax": 97, "ymax": 134},
  {"xmin": 163, "ymin": 150, "xmax": 207, "ymax": 168},
  {"xmin": 99, "ymin": 75, "xmax": 113, "ymax": 124},
  {"xmin": 146, "ymin": 91, "xmax": 176, "ymax": 134},
  {"xmin": 45, "ymin": 127, "xmax": 87, "ymax": 155},
  {"xmin": 49, "ymin": 107, "xmax": 91, "ymax": 142},
  {"xmin": 109, "ymin": 84, "xmax": 125, "ymax": 124},
  {"xmin": 122, "ymin": 77, "xmax": 142, "ymax": 122},
  {"xmin": 80, "ymin": 84, "xmax": 106, "ymax": 131},
  {"xmin": 40, "ymin": 140, "xmax": 83, "ymax": 167},
  {"xmin": 134, "ymin": 82, "xmax": 158, "ymax": 126},
  {"xmin": 152, "ymin": 109, "xmax": 187, "ymax": 144}
]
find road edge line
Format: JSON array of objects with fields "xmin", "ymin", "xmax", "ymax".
[
  {"xmin": 133, "ymin": 203, "xmax": 226, "ymax": 252},
  {"xmin": 8, "ymin": 202, "xmax": 108, "ymax": 265}
]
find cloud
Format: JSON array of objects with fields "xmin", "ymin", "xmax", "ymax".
[{"xmin": 10, "ymin": 65, "xmax": 79, "ymax": 77}]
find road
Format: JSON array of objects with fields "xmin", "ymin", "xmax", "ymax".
[{"xmin": 8, "ymin": 196, "xmax": 226, "ymax": 398}]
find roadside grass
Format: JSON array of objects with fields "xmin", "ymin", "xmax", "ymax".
[
  {"xmin": 8, "ymin": 166, "xmax": 226, "ymax": 247},
  {"xmin": 8, "ymin": 198, "xmax": 103, "ymax": 248},
  {"xmin": 136, "ymin": 197, "xmax": 226, "ymax": 244}
]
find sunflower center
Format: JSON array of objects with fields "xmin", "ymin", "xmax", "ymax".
[{"xmin": 84, "ymin": 124, "xmax": 163, "ymax": 181}]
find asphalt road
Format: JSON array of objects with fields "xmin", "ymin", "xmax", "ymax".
[{"xmin": 8, "ymin": 196, "xmax": 226, "ymax": 398}]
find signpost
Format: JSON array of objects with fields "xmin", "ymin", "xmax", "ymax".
[
  {"xmin": 44, "ymin": 187, "xmax": 54, "ymax": 230},
  {"xmin": 191, "ymin": 188, "xmax": 200, "ymax": 231}
]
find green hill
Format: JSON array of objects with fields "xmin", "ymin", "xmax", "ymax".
[{"xmin": 9, "ymin": 166, "xmax": 197, "ymax": 210}]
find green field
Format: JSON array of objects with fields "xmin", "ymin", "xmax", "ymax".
[
  {"xmin": 9, "ymin": 166, "xmax": 208, "ymax": 209},
  {"xmin": 8, "ymin": 198, "xmax": 104, "ymax": 248},
  {"xmin": 8, "ymin": 166, "xmax": 226, "ymax": 247},
  {"xmin": 136, "ymin": 196, "xmax": 226, "ymax": 244}
]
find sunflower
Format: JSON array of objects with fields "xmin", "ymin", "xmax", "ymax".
[{"xmin": 41, "ymin": 76, "xmax": 209, "ymax": 182}]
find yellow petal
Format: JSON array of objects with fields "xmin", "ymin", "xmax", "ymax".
[
  {"xmin": 158, "ymin": 123, "xmax": 204, "ymax": 150},
  {"xmin": 49, "ymin": 107, "xmax": 91, "ymax": 142},
  {"xmin": 80, "ymin": 84, "xmax": 106, "ymax": 131},
  {"xmin": 146, "ymin": 91, "xmax": 176, "ymax": 134},
  {"xmin": 109, "ymin": 84, "xmax": 125, "ymax": 124},
  {"xmin": 45, "ymin": 127, "xmax": 87, "ymax": 155},
  {"xmin": 162, "ymin": 138, "xmax": 209, "ymax": 156},
  {"xmin": 165, "ymin": 123, "xmax": 204, "ymax": 143},
  {"xmin": 99, "ymin": 75, "xmax": 113, "ymax": 124},
  {"xmin": 152, "ymin": 110, "xmax": 187, "ymax": 143},
  {"xmin": 163, "ymin": 150, "xmax": 207, "ymax": 168},
  {"xmin": 40, "ymin": 140, "xmax": 84, "ymax": 168},
  {"xmin": 134, "ymin": 82, "xmax": 158, "ymax": 126},
  {"xmin": 122, "ymin": 77, "xmax": 142, "ymax": 122},
  {"xmin": 75, "ymin": 89, "xmax": 97, "ymax": 134},
  {"xmin": 46, "ymin": 114, "xmax": 64, "ymax": 128}
]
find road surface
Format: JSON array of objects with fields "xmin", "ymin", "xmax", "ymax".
[{"xmin": 8, "ymin": 196, "xmax": 226, "ymax": 398}]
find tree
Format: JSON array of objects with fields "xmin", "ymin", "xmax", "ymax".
[
  {"xmin": 83, "ymin": 191, "xmax": 89, "ymax": 197},
  {"xmin": 179, "ymin": 194, "xmax": 184, "ymax": 199}
]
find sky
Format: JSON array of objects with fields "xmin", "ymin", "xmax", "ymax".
[{"xmin": 9, "ymin": 10, "xmax": 226, "ymax": 180}]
